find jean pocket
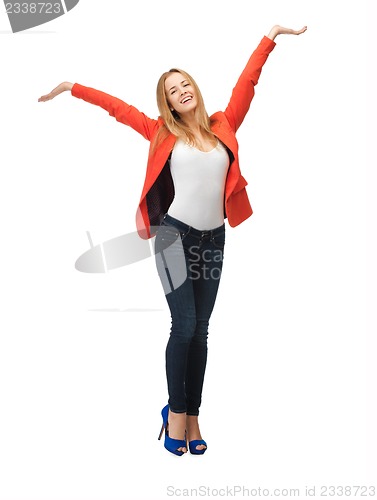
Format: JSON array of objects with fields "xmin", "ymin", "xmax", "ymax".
[
  {"xmin": 211, "ymin": 231, "xmax": 225, "ymax": 249},
  {"xmin": 160, "ymin": 221, "xmax": 189, "ymax": 241}
]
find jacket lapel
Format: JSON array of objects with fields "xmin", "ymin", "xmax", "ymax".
[{"xmin": 210, "ymin": 113, "xmax": 241, "ymax": 196}]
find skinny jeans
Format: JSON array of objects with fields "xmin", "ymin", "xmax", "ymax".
[{"xmin": 154, "ymin": 213, "xmax": 225, "ymax": 416}]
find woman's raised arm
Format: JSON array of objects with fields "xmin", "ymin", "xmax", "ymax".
[
  {"xmin": 223, "ymin": 25, "xmax": 307, "ymax": 132},
  {"xmin": 38, "ymin": 81, "xmax": 159, "ymax": 141}
]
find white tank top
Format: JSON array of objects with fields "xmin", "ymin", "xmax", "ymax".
[{"xmin": 168, "ymin": 139, "xmax": 230, "ymax": 230}]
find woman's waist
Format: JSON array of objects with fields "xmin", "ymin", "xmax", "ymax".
[{"xmin": 162, "ymin": 213, "xmax": 225, "ymax": 239}]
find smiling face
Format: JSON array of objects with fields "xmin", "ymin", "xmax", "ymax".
[{"xmin": 164, "ymin": 72, "xmax": 197, "ymax": 116}]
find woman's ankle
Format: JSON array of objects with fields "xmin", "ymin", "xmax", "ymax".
[{"xmin": 168, "ymin": 409, "xmax": 186, "ymax": 440}]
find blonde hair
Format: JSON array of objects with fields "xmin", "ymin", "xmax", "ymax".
[{"xmin": 152, "ymin": 68, "xmax": 215, "ymax": 152}]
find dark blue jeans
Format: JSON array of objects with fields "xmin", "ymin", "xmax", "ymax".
[{"xmin": 154, "ymin": 213, "xmax": 225, "ymax": 416}]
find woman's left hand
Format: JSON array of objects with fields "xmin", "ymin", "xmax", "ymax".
[{"xmin": 267, "ymin": 25, "xmax": 307, "ymax": 40}]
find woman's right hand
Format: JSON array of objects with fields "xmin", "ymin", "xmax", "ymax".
[{"xmin": 38, "ymin": 82, "xmax": 73, "ymax": 102}]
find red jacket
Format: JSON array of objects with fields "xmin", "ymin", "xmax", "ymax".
[{"xmin": 71, "ymin": 36, "xmax": 276, "ymax": 239}]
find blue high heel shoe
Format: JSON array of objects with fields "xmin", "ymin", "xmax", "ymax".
[
  {"xmin": 188, "ymin": 439, "xmax": 207, "ymax": 455},
  {"xmin": 158, "ymin": 405, "xmax": 187, "ymax": 456}
]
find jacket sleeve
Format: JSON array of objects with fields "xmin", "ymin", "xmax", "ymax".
[
  {"xmin": 71, "ymin": 83, "xmax": 159, "ymax": 141},
  {"xmin": 224, "ymin": 36, "xmax": 276, "ymax": 132}
]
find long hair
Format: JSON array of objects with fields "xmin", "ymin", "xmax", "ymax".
[{"xmin": 152, "ymin": 68, "xmax": 215, "ymax": 152}]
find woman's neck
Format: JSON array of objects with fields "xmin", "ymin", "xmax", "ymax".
[
  {"xmin": 181, "ymin": 111, "xmax": 199, "ymax": 132},
  {"xmin": 179, "ymin": 111, "xmax": 217, "ymax": 151}
]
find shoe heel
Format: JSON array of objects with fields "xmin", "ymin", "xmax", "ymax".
[{"xmin": 158, "ymin": 423, "xmax": 164, "ymax": 441}]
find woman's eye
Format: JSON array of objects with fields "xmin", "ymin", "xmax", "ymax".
[
  {"xmin": 171, "ymin": 90, "xmax": 176, "ymax": 95},
  {"xmin": 184, "ymin": 83, "xmax": 189, "ymax": 87}
]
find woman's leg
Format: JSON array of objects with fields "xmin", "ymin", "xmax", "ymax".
[
  {"xmin": 162, "ymin": 271, "xmax": 196, "ymax": 453},
  {"xmin": 154, "ymin": 219, "xmax": 196, "ymax": 452},
  {"xmin": 184, "ymin": 231, "xmax": 225, "ymax": 450}
]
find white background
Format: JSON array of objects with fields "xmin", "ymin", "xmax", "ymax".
[{"xmin": 0, "ymin": 0, "xmax": 375, "ymax": 499}]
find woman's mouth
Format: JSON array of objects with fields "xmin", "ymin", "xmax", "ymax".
[{"xmin": 181, "ymin": 96, "xmax": 193, "ymax": 104}]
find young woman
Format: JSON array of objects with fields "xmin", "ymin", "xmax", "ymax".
[{"xmin": 38, "ymin": 24, "xmax": 307, "ymax": 456}]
